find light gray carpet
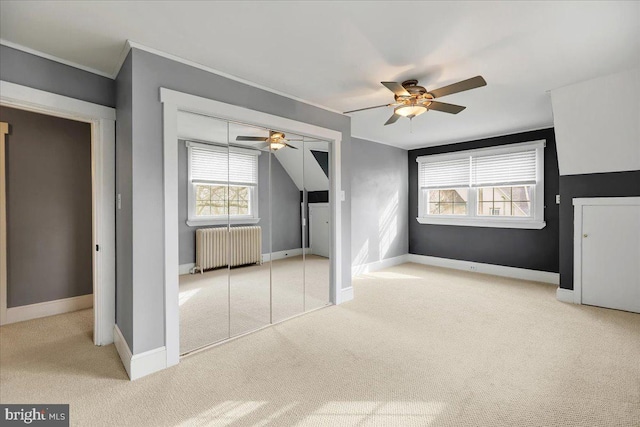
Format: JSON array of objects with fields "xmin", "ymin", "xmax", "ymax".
[
  {"xmin": 179, "ymin": 255, "xmax": 331, "ymax": 354},
  {"xmin": 1, "ymin": 262, "xmax": 639, "ymax": 426}
]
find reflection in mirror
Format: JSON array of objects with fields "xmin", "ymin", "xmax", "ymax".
[
  {"xmin": 304, "ymin": 137, "xmax": 331, "ymax": 311},
  {"xmin": 228, "ymin": 122, "xmax": 271, "ymax": 336},
  {"xmin": 177, "ymin": 111, "xmax": 230, "ymax": 354},
  {"xmin": 271, "ymin": 133, "xmax": 305, "ymax": 322},
  {"xmin": 176, "ymin": 113, "xmax": 334, "ymax": 354}
]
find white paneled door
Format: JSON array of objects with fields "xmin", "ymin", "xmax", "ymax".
[
  {"xmin": 310, "ymin": 204, "xmax": 330, "ymax": 258},
  {"xmin": 581, "ymin": 204, "xmax": 640, "ymax": 313}
]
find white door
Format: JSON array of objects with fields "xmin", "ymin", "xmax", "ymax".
[
  {"xmin": 309, "ymin": 204, "xmax": 330, "ymax": 258},
  {"xmin": 581, "ymin": 204, "xmax": 640, "ymax": 313}
]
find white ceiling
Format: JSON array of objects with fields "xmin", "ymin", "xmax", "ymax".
[{"xmin": 1, "ymin": 1, "xmax": 638, "ymax": 149}]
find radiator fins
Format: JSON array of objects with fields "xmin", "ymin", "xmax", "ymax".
[{"xmin": 195, "ymin": 226, "xmax": 262, "ymax": 273}]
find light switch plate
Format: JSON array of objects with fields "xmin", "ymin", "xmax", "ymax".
[
  {"xmin": 340, "ymin": 190, "xmax": 345, "ymax": 202},
  {"xmin": 555, "ymin": 194, "xmax": 560, "ymax": 204}
]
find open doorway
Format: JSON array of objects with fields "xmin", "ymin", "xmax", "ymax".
[
  {"xmin": 1, "ymin": 106, "xmax": 93, "ymax": 326},
  {"xmin": 0, "ymin": 81, "xmax": 115, "ymax": 346}
]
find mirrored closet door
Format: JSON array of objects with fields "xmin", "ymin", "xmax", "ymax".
[
  {"xmin": 228, "ymin": 122, "xmax": 271, "ymax": 337},
  {"xmin": 304, "ymin": 138, "xmax": 331, "ymax": 311},
  {"xmin": 271, "ymin": 134, "xmax": 305, "ymax": 323},
  {"xmin": 178, "ymin": 112, "xmax": 231, "ymax": 354},
  {"xmin": 177, "ymin": 112, "xmax": 332, "ymax": 355}
]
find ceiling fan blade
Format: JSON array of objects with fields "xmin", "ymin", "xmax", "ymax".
[
  {"xmin": 381, "ymin": 81, "xmax": 411, "ymax": 97},
  {"xmin": 283, "ymin": 142, "xmax": 299, "ymax": 150},
  {"xmin": 384, "ymin": 113, "xmax": 401, "ymax": 126},
  {"xmin": 236, "ymin": 136, "xmax": 268, "ymax": 142},
  {"xmin": 344, "ymin": 104, "xmax": 391, "ymax": 114},
  {"xmin": 427, "ymin": 101, "xmax": 466, "ymax": 114},
  {"xmin": 429, "ymin": 76, "xmax": 487, "ymax": 98}
]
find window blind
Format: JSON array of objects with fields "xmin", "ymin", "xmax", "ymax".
[
  {"xmin": 419, "ymin": 158, "xmax": 470, "ymax": 189},
  {"xmin": 190, "ymin": 145, "xmax": 258, "ymax": 185},
  {"xmin": 228, "ymin": 150, "xmax": 258, "ymax": 185},
  {"xmin": 471, "ymin": 150, "xmax": 536, "ymax": 187}
]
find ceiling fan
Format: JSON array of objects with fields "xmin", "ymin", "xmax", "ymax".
[
  {"xmin": 236, "ymin": 130, "xmax": 299, "ymax": 151},
  {"xmin": 344, "ymin": 76, "xmax": 487, "ymax": 125}
]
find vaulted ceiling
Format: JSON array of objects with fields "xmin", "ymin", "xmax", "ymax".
[{"xmin": 1, "ymin": 1, "xmax": 638, "ymax": 148}]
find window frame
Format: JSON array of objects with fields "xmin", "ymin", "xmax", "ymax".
[
  {"xmin": 186, "ymin": 141, "xmax": 261, "ymax": 226},
  {"xmin": 416, "ymin": 140, "xmax": 546, "ymax": 229}
]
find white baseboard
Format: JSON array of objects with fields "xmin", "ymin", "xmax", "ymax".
[
  {"xmin": 339, "ymin": 286, "xmax": 354, "ymax": 303},
  {"xmin": 556, "ymin": 287, "xmax": 576, "ymax": 303},
  {"xmin": 184, "ymin": 249, "xmax": 312, "ymax": 274},
  {"xmin": 179, "ymin": 263, "xmax": 195, "ymax": 275},
  {"xmin": 352, "ymin": 254, "xmax": 410, "ymax": 277},
  {"xmin": 2, "ymin": 294, "xmax": 93, "ymax": 325},
  {"xmin": 113, "ymin": 325, "xmax": 167, "ymax": 381},
  {"xmin": 113, "ymin": 325, "xmax": 133, "ymax": 379},
  {"xmin": 406, "ymin": 254, "xmax": 560, "ymax": 285},
  {"xmin": 262, "ymin": 248, "xmax": 311, "ymax": 263}
]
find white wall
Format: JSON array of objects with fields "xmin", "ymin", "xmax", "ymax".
[{"xmin": 551, "ymin": 68, "xmax": 639, "ymax": 176}]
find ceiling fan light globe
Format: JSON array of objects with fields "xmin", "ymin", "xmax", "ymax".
[
  {"xmin": 394, "ymin": 105, "xmax": 427, "ymax": 117},
  {"xmin": 270, "ymin": 141, "xmax": 286, "ymax": 151}
]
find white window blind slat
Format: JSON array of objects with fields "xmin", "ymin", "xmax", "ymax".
[
  {"xmin": 190, "ymin": 146, "xmax": 258, "ymax": 185},
  {"xmin": 471, "ymin": 150, "xmax": 537, "ymax": 187},
  {"xmin": 419, "ymin": 158, "xmax": 470, "ymax": 189},
  {"xmin": 228, "ymin": 151, "xmax": 258, "ymax": 185},
  {"xmin": 191, "ymin": 147, "xmax": 228, "ymax": 183}
]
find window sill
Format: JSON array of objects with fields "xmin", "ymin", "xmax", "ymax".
[
  {"xmin": 187, "ymin": 218, "xmax": 260, "ymax": 227},
  {"xmin": 415, "ymin": 217, "xmax": 546, "ymax": 229}
]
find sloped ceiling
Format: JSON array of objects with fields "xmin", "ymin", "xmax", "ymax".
[{"xmin": 1, "ymin": 1, "xmax": 638, "ymax": 148}]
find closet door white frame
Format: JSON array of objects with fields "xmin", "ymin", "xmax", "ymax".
[
  {"xmin": 161, "ymin": 88, "xmax": 343, "ymax": 368},
  {"xmin": 573, "ymin": 196, "xmax": 640, "ymax": 307}
]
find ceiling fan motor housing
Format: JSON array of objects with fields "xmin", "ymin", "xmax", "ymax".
[{"xmin": 395, "ymin": 79, "xmax": 433, "ymax": 102}]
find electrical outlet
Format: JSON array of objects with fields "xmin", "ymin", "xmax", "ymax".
[{"xmin": 469, "ymin": 265, "xmax": 477, "ymax": 271}]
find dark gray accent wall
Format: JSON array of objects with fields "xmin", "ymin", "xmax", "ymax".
[
  {"xmin": 178, "ymin": 140, "xmax": 301, "ymax": 265},
  {"xmin": 1, "ymin": 106, "xmax": 92, "ymax": 307},
  {"xmin": 559, "ymin": 171, "xmax": 640, "ymax": 290},
  {"xmin": 115, "ymin": 52, "xmax": 134, "ymax": 348},
  {"xmin": 351, "ymin": 137, "xmax": 408, "ymax": 266},
  {"xmin": 307, "ymin": 191, "xmax": 329, "ymax": 203},
  {"xmin": 408, "ymin": 128, "xmax": 560, "ymax": 273},
  {"xmin": 123, "ymin": 48, "xmax": 350, "ymax": 353},
  {"xmin": 0, "ymin": 45, "xmax": 115, "ymax": 108},
  {"xmin": 311, "ymin": 150, "xmax": 329, "ymax": 177}
]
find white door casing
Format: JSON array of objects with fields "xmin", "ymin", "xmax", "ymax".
[
  {"xmin": 0, "ymin": 81, "xmax": 116, "ymax": 344},
  {"xmin": 0, "ymin": 122, "xmax": 7, "ymax": 325},
  {"xmin": 161, "ymin": 88, "xmax": 343, "ymax": 369},
  {"xmin": 574, "ymin": 197, "xmax": 640, "ymax": 313}
]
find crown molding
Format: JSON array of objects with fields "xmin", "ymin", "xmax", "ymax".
[
  {"xmin": 111, "ymin": 40, "xmax": 133, "ymax": 79},
  {"xmin": 1, "ymin": 38, "xmax": 350, "ymax": 118},
  {"xmin": 405, "ymin": 124, "xmax": 555, "ymax": 151},
  {"xmin": 114, "ymin": 40, "xmax": 345, "ymax": 116},
  {"xmin": 0, "ymin": 39, "xmax": 113, "ymax": 79}
]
